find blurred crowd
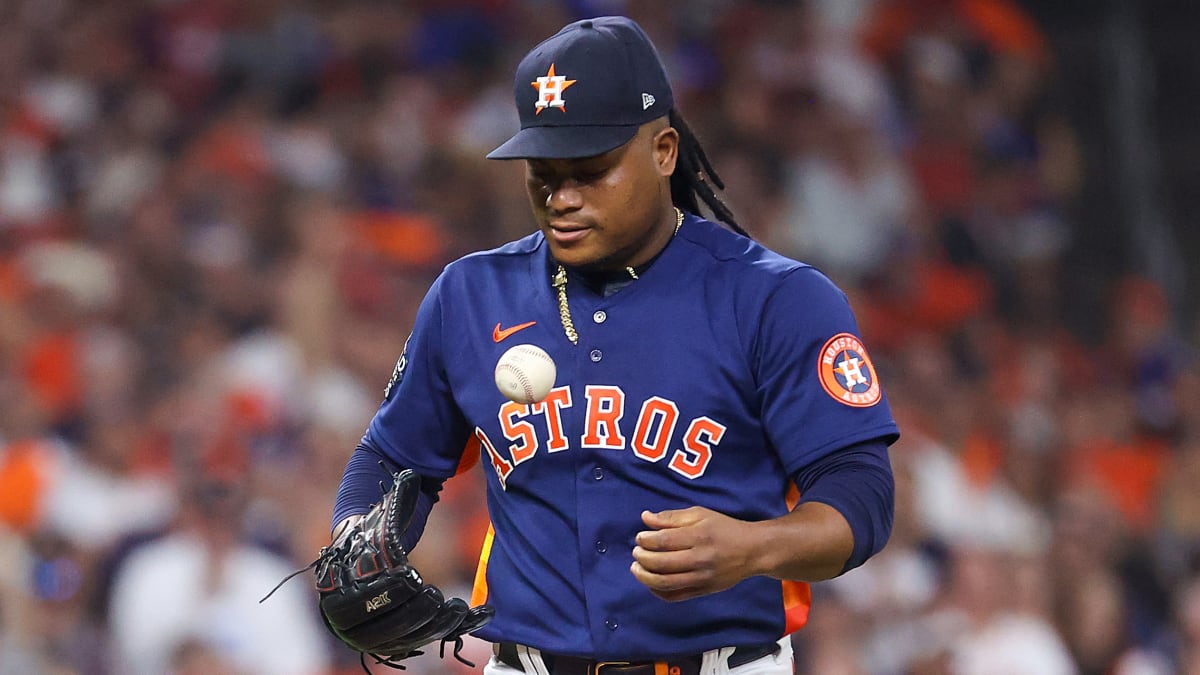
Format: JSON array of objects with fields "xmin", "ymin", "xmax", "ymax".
[{"xmin": 0, "ymin": 0, "xmax": 1196, "ymax": 673}]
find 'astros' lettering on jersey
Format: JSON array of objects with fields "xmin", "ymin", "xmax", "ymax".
[
  {"xmin": 366, "ymin": 213, "xmax": 898, "ymax": 660},
  {"xmin": 479, "ymin": 385, "xmax": 726, "ymax": 489}
]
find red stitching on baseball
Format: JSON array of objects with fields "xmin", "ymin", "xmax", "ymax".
[{"xmin": 498, "ymin": 364, "xmax": 535, "ymax": 403}]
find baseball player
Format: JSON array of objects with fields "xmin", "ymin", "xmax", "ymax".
[{"xmin": 328, "ymin": 15, "xmax": 898, "ymax": 675}]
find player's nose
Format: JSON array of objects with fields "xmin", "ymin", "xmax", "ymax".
[{"xmin": 545, "ymin": 181, "xmax": 584, "ymax": 214}]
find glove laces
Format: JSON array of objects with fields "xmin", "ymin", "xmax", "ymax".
[{"xmin": 357, "ymin": 636, "xmax": 476, "ymax": 673}]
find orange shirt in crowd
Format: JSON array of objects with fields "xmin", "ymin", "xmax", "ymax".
[
  {"xmin": 0, "ymin": 439, "xmax": 55, "ymax": 532},
  {"xmin": 22, "ymin": 331, "xmax": 82, "ymax": 421},
  {"xmin": 863, "ymin": 0, "xmax": 1048, "ymax": 65},
  {"xmin": 1066, "ymin": 438, "xmax": 1168, "ymax": 532}
]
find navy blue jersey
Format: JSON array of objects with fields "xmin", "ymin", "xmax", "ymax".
[{"xmin": 364, "ymin": 212, "xmax": 898, "ymax": 659}]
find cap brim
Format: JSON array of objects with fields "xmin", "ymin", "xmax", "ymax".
[{"xmin": 486, "ymin": 124, "xmax": 640, "ymax": 160}]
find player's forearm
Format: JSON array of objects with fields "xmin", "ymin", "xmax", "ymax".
[
  {"xmin": 331, "ymin": 442, "xmax": 396, "ymax": 530},
  {"xmin": 749, "ymin": 501, "xmax": 855, "ymax": 582},
  {"xmin": 332, "ymin": 441, "xmax": 445, "ymax": 550},
  {"xmin": 746, "ymin": 438, "xmax": 895, "ymax": 581},
  {"xmin": 792, "ymin": 438, "xmax": 896, "ymax": 574}
]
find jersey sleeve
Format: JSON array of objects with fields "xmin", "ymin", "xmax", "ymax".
[
  {"xmin": 753, "ymin": 266, "xmax": 899, "ymax": 475},
  {"xmin": 363, "ymin": 272, "xmax": 472, "ymax": 478}
]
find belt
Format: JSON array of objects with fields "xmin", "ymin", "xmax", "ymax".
[{"xmin": 494, "ymin": 641, "xmax": 780, "ymax": 675}]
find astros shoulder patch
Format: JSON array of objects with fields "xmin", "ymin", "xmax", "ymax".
[{"xmin": 817, "ymin": 333, "xmax": 882, "ymax": 407}]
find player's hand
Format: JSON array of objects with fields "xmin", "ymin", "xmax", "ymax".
[
  {"xmin": 630, "ymin": 506, "xmax": 761, "ymax": 602},
  {"xmin": 330, "ymin": 514, "xmax": 363, "ymax": 543}
]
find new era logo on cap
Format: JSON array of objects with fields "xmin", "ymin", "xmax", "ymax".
[{"xmin": 487, "ymin": 16, "xmax": 675, "ymax": 160}]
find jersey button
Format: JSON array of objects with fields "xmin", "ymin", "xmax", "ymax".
[
  {"xmin": 595, "ymin": 541, "xmax": 607, "ymax": 554},
  {"xmin": 589, "ymin": 349, "xmax": 602, "ymax": 362},
  {"xmin": 604, "ymin": 618, "xmax": 618, "ymax": 631},
  {"xmin": 592, "ymin": 466, "xmax": 604, "ymax": 480},
  {"xmin": 593, "ymin": 310, "xmax": 606, "ymax": 324}
]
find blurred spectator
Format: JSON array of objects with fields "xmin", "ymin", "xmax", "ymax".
[
  {"xmin": 935, "ymin": 547, "xmax": 1076, "ymax": 675},
  {"xmin": 1176, "ymin": 576, "xmax": 1200, "ymax": 674},
  {"xmin": 39, "ymin": 419, "xmax": 177, "ymax": 553},
  {"xmin": 1157, "ymin": 437, "xmax": 1200, "ymax": 583},
  {"xmin": 107, "ymin": 477, "xmax": 329, "ymax": 675}
]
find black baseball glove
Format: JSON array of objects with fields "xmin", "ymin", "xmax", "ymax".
[{"xmin": 263, "ymin": 469, "xmax": 494, "ymax": 671}]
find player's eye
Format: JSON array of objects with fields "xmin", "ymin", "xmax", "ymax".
[
  {"xmin": 526, "ymin": 160, "xmax": 606, "ymax": 190},
  {"xmin": 526, "ymin": 170, "xmax": 553, "ymax": 189},
  {"xmin": 576, "ymin": 167, "xmax": 607, "ymax": 183}
]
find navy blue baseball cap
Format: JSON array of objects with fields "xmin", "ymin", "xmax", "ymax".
[{"xmin": 486, "ymin": 16, "xmax": 674, "ymax": 160}]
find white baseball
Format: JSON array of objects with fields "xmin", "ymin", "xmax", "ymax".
[{"xmin": 494, "ymin": 344, "xmax": 557, "ymax": 404}]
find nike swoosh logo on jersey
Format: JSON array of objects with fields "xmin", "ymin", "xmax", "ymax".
[{"xmin": 493, "ymin": 321, "xmax": 537, "ymax": 343}]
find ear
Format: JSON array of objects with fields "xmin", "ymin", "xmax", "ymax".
[{"xmin": 652, "ymin": 126, "xmax": 679, "ymax": 178}]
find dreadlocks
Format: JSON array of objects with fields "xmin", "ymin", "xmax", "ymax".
[{"xmin": 668, "ymin": 109, "xmax": 749, "ymax": 238}]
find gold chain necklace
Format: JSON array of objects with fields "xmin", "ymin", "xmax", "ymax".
[{"xmin": 552, "ymin": 208, "xmax": 683, "ymax": 345}]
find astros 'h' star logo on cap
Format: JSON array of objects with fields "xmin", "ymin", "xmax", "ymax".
[
  {"xmin": 817, "ymin": 333, "xmax": 882, "ymax": 407},
  {"xmin": 532, "ymin": 63, "xmax": 576, "ymax": 114}
]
